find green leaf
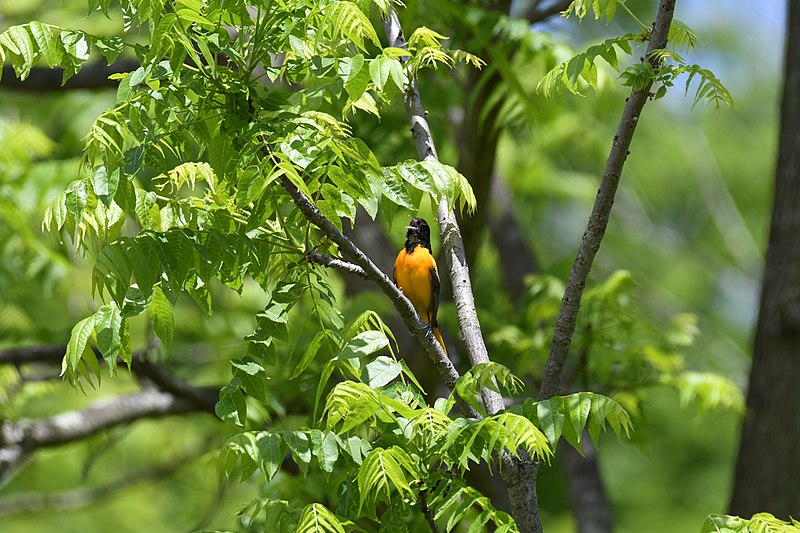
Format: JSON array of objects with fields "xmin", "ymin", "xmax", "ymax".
[
  {"xmin": 94, "ymin": 303, "xmax": 123, "ymax": 374},
  {"xmin": 514, "ymin": 392, "xmax": 633, "ymax": 453},
  {"xmin": 284, "ymin": 430, "xmax": 312, "ymax": 476},
  {"xmin": 310, "ymin": 430, "xmax": 339, "ymax": 474},
  {"xmin": 361, "ymin": 356, "xmax": 402, "ymax": 389},
  {"xmin": 64, "ymin": 314, "xmax": 97, "ymax": 374},
  {"xmin": 95, "ymin": 36, "xmax": 123, "ymax": 64},
  {"xmin": 340, "ymin": 330, "xmax": 389, "ymax": 360},
  {"xmin": 216, "ymin": 381, "xmax": 247, "ymax": 427},
  {"xmin": 65, "ymin": 179, "xmax": 89, "ymax": 217},
  {"xmin": 296, "ymin": 503, "xmax": 347, "ymax": 533},
  {"xmin": 357, "ymin": 447, "xmax": 418, "ymax": 514},
  {"xmin": 149, "ymin": 286, "xmax": 174, "ymax": 348},
  {"xmin": 257, "ymin": 432, "xmax": 287, "ymax": 481},
  {"xmin": 232, "ymin": 357, "xmax": 269, "ymax": 403},
  {"xmin": 291, "ymin": 330, "xmax": 331, "ymax": 379}
]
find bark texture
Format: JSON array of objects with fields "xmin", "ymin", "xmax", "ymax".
[
  {"xmin": 561, "ymin": 434, "xmax": 613, "ymax": 533},
  {"xmin": 729, "ymin": 1, "xmax": 800, "ymax": 517}
]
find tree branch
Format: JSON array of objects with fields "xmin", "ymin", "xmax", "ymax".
[
  {"xmin": 0, "ymin": 344, "xmax": 219, "ymax": 412},
  {"xmin": 538, "ymin": 0, "xmax": 677, "ymax": 402},
  {"xmin": 306, "ymin": 250, "xmax": 369, "ymax": 280},
  {"xmin": 0, "ymin": 388, "xmax": 217, "ymax": 488},
  {"xmin": 0, "ymin": 60, "xmax": 139, "ymax": 91},
  {"xmin": 383, "ymin": 3, "xmax": 504, "ymax": 416}
]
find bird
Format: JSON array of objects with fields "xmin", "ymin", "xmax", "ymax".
[{"xmin": 393, "ymin": 217, "xmax": 447, "ymax": 354}]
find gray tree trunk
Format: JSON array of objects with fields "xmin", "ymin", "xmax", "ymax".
[{"xmin": 729, "ymin": 0, "xmax": 800, "ymax": 518}]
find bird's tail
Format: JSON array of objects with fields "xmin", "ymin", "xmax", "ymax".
[{"xmin": 433, "ymin": 326, "xmax": 447, "ymax": 355}]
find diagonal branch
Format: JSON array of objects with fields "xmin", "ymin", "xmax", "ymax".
[
  {"xmin": 538, "ymin": 0, "xmax": 677, "ymax": 402},
  {"xmin": 0, "ymin": 344, "xmax": 219, "ymax": 412}
]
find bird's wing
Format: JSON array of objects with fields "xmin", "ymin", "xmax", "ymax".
[{"xmin": 429, "ymin": 265, "xmax": 440, "ymax": 327}]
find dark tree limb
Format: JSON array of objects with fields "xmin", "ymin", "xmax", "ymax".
[
  {"xmin": 520, "ymin": 0, "xmax": 573, "ymax": 24},
  {"xmin": 560, "ymin": 434, "xmax": 613, "ymax": 533},
  {"xmin": 0, "ymin": 60, "xmax": 139, "ymax": 91},
  {"xmin": 0, "ymin": 344, "xmax": 219, "ymax": 413},
  {"xmin": 729, "ymin": 0, "xmax": 800, "ymax": 517},
  {"xmin": 538, "ymin": 0, "xmax": 677, "ymax": 402},
  {"xmin": 488, "ymin": 176, "xmax": 541, "ymax": 301}
]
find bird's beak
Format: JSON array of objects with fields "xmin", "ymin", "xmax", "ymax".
[{"xmin": 405, "ymin": 225, "xmax": 415, "ymax": 230}]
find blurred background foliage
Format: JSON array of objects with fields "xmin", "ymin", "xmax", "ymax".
[{"xmin": 0, "ymin": 0, "xmax": 783, "ymax": 531}]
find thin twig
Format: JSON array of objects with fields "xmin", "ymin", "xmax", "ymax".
[
  {"xmin": 306, "ymin": 250, "xmax": 369, "ymax": 279},
  {"xmin": 538, "ymin": 0, "xmax": 677, "ymax": 402}
]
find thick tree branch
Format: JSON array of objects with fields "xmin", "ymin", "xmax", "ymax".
[
  {"xmin": 0, "ymin": 60, "xmax": 139, "ymax": 91},
  {"xmin": 538, "ymin": 0, "xmax": 677, "ymax": 402},
  {"xmin": 0, "ymin": 388, "xmax": 217, "ymax": 488},
  {"xmin": 383, "ymin": 4, "xmax": 503, "ymax": 417}
]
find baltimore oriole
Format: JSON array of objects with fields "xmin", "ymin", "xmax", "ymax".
[{"xmin": 393, "ymin": 218, "xmax": 447, "ymax": 354}]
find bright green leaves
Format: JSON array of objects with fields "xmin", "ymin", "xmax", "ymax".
[
  {"xmin": 382, "ymin": 159, "xmax": 477, "ymax": 216},
  {"xmin": 61, "ymin": 302, "xmax": 132, "ymax": 386},
  {"xmin": 216, "ymin": 378, "xmax": 249, "ymax": 427},
  {"xmin": 222, "ymin": 430, "xmax": 373, "ymax": 482},
  {"xmin": 321, "ymin": 1, "xmax": 381, "ymax": 52},
  {"xmin": 701, "ymin": 513, "xmax": 800, "ymax": 533},
  {"xmin": 659, "ymin": 372, "xmax": 745, "ymax": 415},
  {"xmin": 296, "ymin": 503, "xmax": 350, "ymax": 533},
  {"xmin": 514, "ymin": 392, "xmax": 632, "ymax": 453},
  {"xmin": 541, "ymin": 8, "xmax": 732, "ymax": 110},
  {"xmin": 324, "ymin": 381, "xmax": 415, "ymax": 435},
  {"xmin": 427, "ymin": 477, "xmax": 519, "ymax": 533},
  {"xmin": 0, "ymin": 23, "xmax": 122, "ymax": 83},
  {"xmin": 403, "ymin": 26, "xmax": 484, "ymax": 79},
  {"xmin": 563, "ymin": 0, "xmax": 620, "ymax": 24},
  {"xmin": 538, "ymin": 35, "xmax": 635, "ymax": 97},
  {"xmin": 441, "ymin": 412, "xmax": 553, "ymax": 469},
  {"xmin": 454, "ymin": 362, "xmax": 525, "ymax": 412},
  {"xmin": 357, "ymin": 446, "xmax": 419, "ymax": 514}
]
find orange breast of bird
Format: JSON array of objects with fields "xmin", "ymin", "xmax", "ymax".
[{"xmin": 393, "ymin": 245, "xmax": 437, "ymax": 324}]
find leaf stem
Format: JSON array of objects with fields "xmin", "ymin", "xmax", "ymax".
[{"xmin": 620, "ymin": 1, "xmax": 649, "ymax": 31}]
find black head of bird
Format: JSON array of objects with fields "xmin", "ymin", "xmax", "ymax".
[{"xmin": 405, "ymin": 217, "xmax": 432, "ymax": 251}]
